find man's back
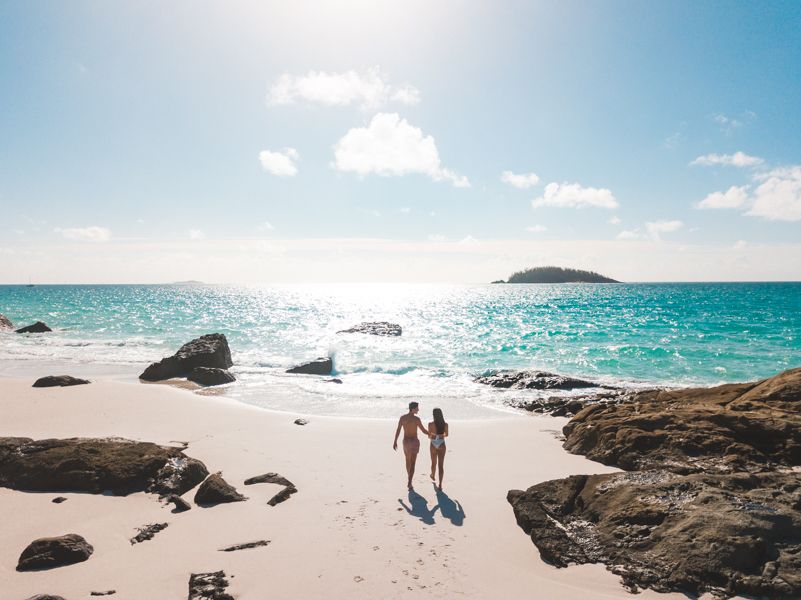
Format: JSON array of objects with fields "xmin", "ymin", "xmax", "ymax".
[{"xmin": 400, "ymin": 413, "xmax": 421, "ymax": 438}]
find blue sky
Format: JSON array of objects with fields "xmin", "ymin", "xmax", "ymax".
[{"xmin": 1, "ymin": 0, "xmax": 800, "ymax": 282}]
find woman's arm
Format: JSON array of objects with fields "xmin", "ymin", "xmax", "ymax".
[{"xmin": 443, "ymin": 424, "xmax": 449, "ymax": 438}]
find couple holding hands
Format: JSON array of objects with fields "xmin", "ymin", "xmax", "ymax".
[{"xmin": 393, "ymin": 402, "xmax": 448, "ymax": 491}]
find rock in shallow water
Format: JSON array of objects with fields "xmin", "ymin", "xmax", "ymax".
[
  {"xmin": 508, "ymin": 471, "xmax": 801, "ymax": 598},
  {"xmin": 286, "ymin": 357, "xmax": 332, "ymax": 375},
  {"xmin": 475, "ymin": 370, "xmax": 600, "ymax": 391},
  {"xmin": 0, "ymin": 312, "xmax": 13, "ymax": 330},
  {"xmin": 0, "ymin": 437, "xmax": 208, "ymax": 497},
  {"xmin": 187, "ymin": 367, "xmax": 235, "ymax": 386},
  {"xmin": 139, "ymin": 333, "xmax": 233, "ymax": 381},
  {"xmin": 33, "ymin": 375, "xmax": 90, "ymax": 388},
  {"xmin": 194, "ymin": 473, "xmax": 247, "ymax": 506},
  {"xmin": 337, "ymin": 321, "xmax": 402, "ymax": 336},
  {"xmin": 17, "ymin": 534, "xmax": 94, "ymax": 571},
  {"xmin": 16, "ymin": 321, "xmax": 52, "ymax": 333}
]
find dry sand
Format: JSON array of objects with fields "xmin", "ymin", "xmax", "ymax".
[{"xmin": 0, "ymin": 377, "xmax": 688, "ymax": 599}]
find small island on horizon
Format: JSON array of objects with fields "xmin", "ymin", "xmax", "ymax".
[{"xmin": 492, "ymin": 266, "xmax": 619, "ymax": 284}]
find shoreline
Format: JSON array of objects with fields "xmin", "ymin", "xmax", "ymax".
[{"xmin": 0, "ymin": 375, "xmax": 692, "ymax": 599}]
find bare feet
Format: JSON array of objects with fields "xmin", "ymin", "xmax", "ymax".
[{"xmin": 430, "ymin": 471, "xmax": 435, "ymax": 481}]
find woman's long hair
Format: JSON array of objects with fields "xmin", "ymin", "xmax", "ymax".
[{"xmin": 433, "ymin": 408, "xmax": 446, "ymax": 435}]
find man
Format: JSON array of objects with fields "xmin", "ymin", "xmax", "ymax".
[{"xmin": 393, "ymin": 401, "xmax": 429, "ymax": 490}]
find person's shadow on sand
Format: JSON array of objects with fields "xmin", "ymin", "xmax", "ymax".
[
  {"xmin": 398, "ymin": 490, "xmax": 438, "ymax": 525},
  {"xmin": 434, "ymin": 485, "xmax": 466, "ymax": 526}
]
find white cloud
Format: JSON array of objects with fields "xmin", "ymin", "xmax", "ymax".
[
  {"xmin": 501, "ymin": 170, "xmax": 540, "ymax": 189},
  {"xmin": 616, "ymin": 229, "xmax": 645, "ymax": 240},
  {"xmin": 697, "ymin": 185, "xmax": 749, "ymax": 210},
  {"xmin": 259, "ymin": 148, "xmax": 299, "ymax": 177},
  {"xmin": 525, "ymin": 225, "xmax": 547, "ymax": 233},
  {"xmin": 690, "ymin": 151, "xmax": 763, "ymax": 168},
  {"xmin": 608, "ymin": 216, "xmax": 621, "ymax": 225},
  {"xmin": 267, "ymin": 67, "xmax": 420, "ymax": 110},
  {"xmin": 189, "ymin": 229, "xmax": 206, "ymax": 240},
  {"xmin": 57, "ymin": 226, "xmax": 111, "ymax": 242},
  {"xmin": 333, "ymin": 113, "xmax": 469, "ymax": 187},
  {"xmin": 532, "ymin": 182, "xmax": 619, "ymax": 210},
  {"xmin": 646, "ymin": 220, "xmax": 683, "ymax": 241},
  {"xmin": 746, "ymin": 166, "xmax": 801, "ymax": 222}
]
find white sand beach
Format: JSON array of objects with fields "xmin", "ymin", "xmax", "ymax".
[{"xmin": 0, "ymin": 377, "xmax": 693, "ymax": 599}]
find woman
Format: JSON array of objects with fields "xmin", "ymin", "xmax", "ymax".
[{"xmin": 428, "ymin": 408, "xmax": 448, "ymax": 490}]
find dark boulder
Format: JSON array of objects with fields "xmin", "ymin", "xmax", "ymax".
[
  {"xmin": 294, "ymin": 418, "xmax": 308, "ymax": 426},
  {"xmin": 188, "ymin": 571, "xmax": 234, "ymax": 600},
  {"xmin": 475, "ymin": 370, "xmax": 600, "ymax": 391},
  {"xmin": 52, "ymin": 496, "xmax": 67, "ymax": 503},
  {"xmin": 16, "ymin": 321, "xmax": 52, "ymax": 334},
  {"xmin": 187, "ymin": 367, "xmax": 235, "ymax": 386},
  {"xmin": 337, "ymin": 321, "xmax": 402, "ymax": 336},
  {"xmin": 508, "ymin": 471, "xmax": 801, "ymax": 598},
  {"xmin": 194, "ymin": 473, "xmax": 247, "ymax": 506},
  {"xmin": 267, "ymin": 485, "xmax": 297, "ymax": 506},
  {"xmin": 139, "ymin": 334, "xmax": 233, "ymax": 381},
  {"xmin": 33, "ymin": 375, "xmax": 91, "ymax": 388},
  {"xmin": 244, "ymin": 472, "xmax": 294, "ymax": 487},
  {"xmin": 0, "ymin": 313, "xmax": 13, "ymax": 330},
  {"xmin": 26, "ymin": 596, "xmax": 67, "ymax": 600},
  {"xmin": 17, "ymin": 534, "xmax": 93, "ymax": 571},
  {"xmin": 286, "ymin": 357, "xmax": 332, "ymax": 375},
  {"xmin": 562, "ymin": 367, "xmax": 801, "ymax": 474},
  {"xmin": 0, "ymin": 437, "xmax": 208, "ymax": 497}
]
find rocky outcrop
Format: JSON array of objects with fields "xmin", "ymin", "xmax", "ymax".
[
  {"xmin": 286, "ymin": 357, "xmax": 332, "ymax": 375},
  {"xmin": 0, "ymin": 437, "xmax": 208, "ymax": 497},
  {"xmin": 244, "ymin": 472, "xmax": 294, "ymax": 487},
  {"xmin": 219, "ymin": 540, "xmax": 270, "ymax": 552},
  {"xmin": 188, "ymin": 571, "xmax": 234, "ymax": 600},
  {"xmin": 187, "ymin": 367, "xmax": 235, "ymax": 386},
  {"xmin": 337, "ymin": 321, "xmax": 402, "ymax": 336},
  {"xmin": 475, "ymin": 370, "xmax": 601, "ymax": 391},
  {"xmin": 194, "ymin": 473, "xmax": 247, "ymax": 506},
  {"xmin": 32, "ymin": 375, "xmax": 90, "ymax": 388},
  {"xmin": 0, "ymin": 313, "xmax": 13, "ymax": 330},
  {"xmin": 17, "ymin": 534, "xmax": 94, "ymax": 571},
  {"xmin": 562, "ymin": 367, "xmax": 801, "ymax": 474},
  {"xmin": 508, "ymin": 471, "xmax": 801, "ymax": 598},
  {"xmin": 130, "ymin": 522, "xmax": 168, "ymax": 545},
  {"xmin": 16, "ymin": 321, "xmax": 52, "ymax": 333},
  {"xmin": 139, "ymin": 334, "xmax": 233, "ymax": 381},
  {"xmin": 506, "ymin": 392, "xmax": 625, "ymax": 417}
]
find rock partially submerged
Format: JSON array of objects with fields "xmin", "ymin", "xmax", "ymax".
[
  {"xmin": 337, "ymin": 321, "xmax": 402, "ymax": 336},
  {"xmin": 0, "ymin": 313, "xmax": 13, "ymax": 330},
  {"xmin": 187, "ymin": 367, "xmax": 236, "ymax": 386},
  {"xmin": 17, "ymin": 534, "xmax": 94, "ymax": 571},
  {"xmin": 562, "ymin": 367, "xmax": 801, "ymax": 473},
  {"xmin": 475, "ymin": 370, "xmax": 601, "ymax": 391},
  {"xmin": 194, "ymin": 473, "xmax": 247, "ymax": 506},
  {"xmin": 139, "ymin": 334, "xmax": 233, "ymax": 381},
  {"xmin": 188, "ymin": 571, "xmax": 234, "ymax": 600},
  {"xmin": 286, "ymin": 357, "xmax": 332, "ymax": 375},
  {"xmin": 32, "ymin": 375, "xmax": 91, "ymax": 388},
  {"xmin": 506, "ymin": 392, "xmax": 625, "ymax": 417},
  {"xmin": 0, "ymin": 437, "xmax": 208, "ymax": 497},
  {"xmin": 508, "ymin": 471, "xmax": 801, "ymax": 598},
  {"xmin": 16, "ymin": 321, "xmax": 52, "ymax": 333}
]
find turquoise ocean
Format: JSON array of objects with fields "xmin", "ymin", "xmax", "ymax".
[{"xmin": 1, "ymin": 283, "xmax": 799, "ymax": 418}]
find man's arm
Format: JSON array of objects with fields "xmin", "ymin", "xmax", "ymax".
[
  {"xmin": 393, "ymin": 418, "xmax": 402, "ymax": 450},
  {"xmin": 417, "ymin": 417, "xmax": 429, "ymax": 436}
]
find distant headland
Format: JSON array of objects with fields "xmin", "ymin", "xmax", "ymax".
[{"xmin": 492, "ymin": 266, "xmax": 619, "ymax": 284}]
